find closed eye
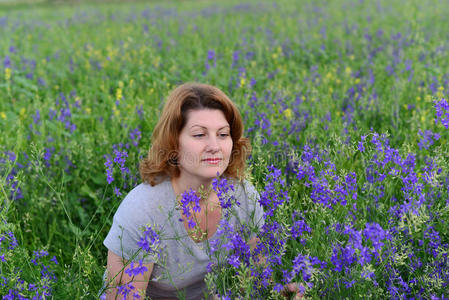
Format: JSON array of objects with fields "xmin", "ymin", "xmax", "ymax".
[
  {"xmin": 219, "ymin": 133, "xmax": 230, "ymax": 137},
  {"xmin": 193, "ymin": 134, "xmax": 205, "ymax": 138}
]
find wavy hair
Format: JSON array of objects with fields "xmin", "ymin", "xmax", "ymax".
[{"xmin": 139, "ymin": 82, "xmax": 251, "ymax": 186}]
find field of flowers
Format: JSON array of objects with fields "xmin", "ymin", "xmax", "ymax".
[{"xmin": 1, "ymin": 0, "xmax": 449, "ymax": 298}]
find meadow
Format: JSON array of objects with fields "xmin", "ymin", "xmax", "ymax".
[{"xmin": 0, "ymin": 0, "xmax": 449, "ymax": 298}]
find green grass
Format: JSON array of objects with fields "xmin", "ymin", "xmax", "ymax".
[{"xmin": 0, "ymin": 0, "xmax": 448, "ymax": 298}]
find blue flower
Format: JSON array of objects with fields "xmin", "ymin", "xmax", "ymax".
[
  {"xmin": 125, "ymin": 260, "xmax": 149, "ymax": 277},
  {"xmin": 137, "ymin": 225, "xmax": 161, "ymax": 258},
  {"xmin": 434, "ymin": 98, "xmax": 449, "ymax": 128}
]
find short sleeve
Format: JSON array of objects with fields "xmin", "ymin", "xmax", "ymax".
[{"xmin": 103, "ymin": 186, "xmax": 156, "ymax": 264}]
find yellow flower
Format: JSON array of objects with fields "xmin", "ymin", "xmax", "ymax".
[
  {"xmin": 240, "ymin": 77, "xmax": 245, "ymax": 87},
  {"xmin": 0, "ymin": 112, "xmax": 6, "ymax": 119},
  {"xmin": 5, "ymin": 68, "xmax": 11, "ymax": 81},
  {"xmin": 345, "ymin": 66, "xmax": 352, "ymax": 75},
  {"xmin": 112, "ymin": 105, "xmax": 119, "ymax": 117},
  {"xmin": 19, "ymin": 108, "xmax": 26, "ymax": 118},
  {"xmin": 153, "ymin": 56, "xmax": 160, "ymax": 68},
  {"xmin": 283, "ymin": 108, "xmax": 293, "ymax": 120},
  {"xmin": 116, "ymin": 88, "xmax": 123, "ymax": 100},
  {"xmin": 437, "ymin": 86, "xmax": 444, "ymax": 98}
]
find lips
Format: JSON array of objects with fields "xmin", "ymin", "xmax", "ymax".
[{"xmin": 202, "ymin": 158, "xmax": 222, "ymax": 164}]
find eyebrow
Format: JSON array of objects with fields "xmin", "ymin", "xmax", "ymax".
[{"xmin": 189, "ymin": 125, "xmax": 230, "ymax": 130}]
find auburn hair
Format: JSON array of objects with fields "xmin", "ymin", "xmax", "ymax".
[{"xmin": 139, "ymin": 82, "xmax": 251, "ymax": 186}]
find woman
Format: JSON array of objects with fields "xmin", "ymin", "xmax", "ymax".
[{"xmin": 103, "ymin": 83, "xmax": 300, "ymax": 299}]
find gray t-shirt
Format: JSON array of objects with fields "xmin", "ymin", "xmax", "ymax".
[{"xmin": 103, "ymin": 177, "xmax": 264, "ymax": 300}]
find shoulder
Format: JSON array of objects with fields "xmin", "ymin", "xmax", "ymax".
[
  {"xmin": 113, "ymin": 179, "xmax": 174, "ymax": 223},
  {"xmin": 233, "ymin": 178, "xmax": 260, "ymax": 202}
]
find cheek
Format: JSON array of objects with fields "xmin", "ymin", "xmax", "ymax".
[
  {"xmin": 179, "ymin": 139, "xmax": 206, "ymax": 161},
  {"xmin": 224, "ymin": 140, "xmax": 233, "ymax": 157}
]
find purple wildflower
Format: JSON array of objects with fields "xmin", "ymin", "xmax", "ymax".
[
  {"xmin": 434, "ymin": 98, "xmax": 449, "ymax": 128},
  {"xmin": 291, "ymin": 219, "xmax": 311, "ymax": 239},
  {"xmin": 104, "ymin": 155, "xmax": 114, "ymax": 184},
  {"xmin": 117, "ymin": 282, "xmax": 135, "ymax": 299},
  {"xmin": 417, "ymin": 129, "xmax": 440, "ymax": 150},
  {"xmin": 204, "ymin": 49, "xmax": 216, "ymax": 72},
  {"xmin": 137, "ymin": 225, "xmax": 161, "ymax": 257},
  {"xmin": 113, "ymin": 186, "xmax": 122, "ymax": 197},
  {"xmin": 227, "ymin": 254, "xmax": 240, "ymax": 268},
  {"xmin": 363, "ymin": 223, "xmax": 387, "ymax": 253},
  {"xmin": 4, "ymin": 55, "xmax": 11, "ymax": 68},
  {"xmin": 179, "ymin": 189, "xmax": 201, "ymax": 228},
  {"xmin": 129, "ymin": 127, "xmax": 142, "ymax": 147},
  {"xmin": 258, "ymin": 165, "xmax": 289, "ymax": 217},
  {"xmin": 212, "ymin": 176, "xmax": 236, "ymax": 209},
  {"xmin": 250, "ymin": 77, "xmax": 256, "ymax": 88},
  {"xmin": 125, "ymin": 260, "xmax": 149, "ymax": 277}
]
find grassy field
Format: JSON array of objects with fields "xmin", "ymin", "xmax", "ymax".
[{"xmin": 0, "ymin": 0, "xmax": 448, "ymax": 298}]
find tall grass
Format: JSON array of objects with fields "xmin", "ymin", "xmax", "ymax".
[{"xmin": 0, "ymin": 0, "xmax": 448, "ymax": 298}]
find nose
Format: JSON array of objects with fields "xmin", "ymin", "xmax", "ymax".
[{"xmin": 206, "ymin": 136, "xmax": 220, "ymax": 152}]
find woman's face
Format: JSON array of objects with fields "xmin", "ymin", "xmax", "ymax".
[{"xmin": 177, "ymin": 109, "xmax": 233, "ymax": 184}]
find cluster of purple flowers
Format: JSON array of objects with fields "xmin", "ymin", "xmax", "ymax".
[
  {"xmin": 204, "ymin": 49, "xmax": 216, "ymax": 74},
  {"xmin": 258, "ymin": 165, "xmax": 289, "ymax": 217},
  {"xmin": 125, "ymin": 260, "xmax": 148, "ymax": 278},
  {"xmin": 207, "ymin": 167, "xmax": 322, "ymax": 297},
  {"xmin": 48, "ymin": 92, "xmax": 79, "ymax": 133},
  {"xmin": 178, "ymin": 188, "xmax": 201, "ymax": 229},
  {"xmin": 417, "ymin": 129, "xmax": 440, "ymax": 150},
  {"xmin": 0, "ymin": 230, "xmax": 58, "ymax": 299},
  {"xmin": 128, "ymin": 127, "xmax": 142, "ymax": 147},
  {"xmin": 136, "ymin": 224, "xmax": 161, "ymax": 259},
  {"xmin": 0, "ymin": 151, "xmax": 25, "ymax": 200},
  {"xmin": 292, "ymin": 144, "xmax": 357, "ymax": 209},
  {"xmin": 290, "ymin": 211, "xmax": 311, "ymax": 244},
  {"xmin": 212, "ymin": 176, "xmax": 237, "ymax": 210},
  {"xmin": 104, "ymin": 143, "xmax": 140, "ymax": 197},
  {"xmin": 329, "ymin": 223, "xmax": 388, "ymax": 277},
  {"xmin": 116, "ymin": 282, "xmax": 139, "ymax": 299},
  {"xmin": 434, "ymin": 98, "xmax": 449, "ymax": 128}
]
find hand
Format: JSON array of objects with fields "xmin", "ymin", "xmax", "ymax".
[{"xmin": 281, "ymin": 282, "xmax": 303, "ymax": 300}]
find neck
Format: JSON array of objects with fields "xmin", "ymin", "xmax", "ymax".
[{"xmin": 171, "ymin": 176, "xmax": 213, "ymax": 197}]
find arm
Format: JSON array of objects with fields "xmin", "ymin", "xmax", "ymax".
[{"xmin": 106, "ymin": 250, "xmax": 154, "ymax": 300}]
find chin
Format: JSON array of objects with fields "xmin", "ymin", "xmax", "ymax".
[{"xmin": 202, "ymin": 167, "xmax": 225, "ymax": 178}]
